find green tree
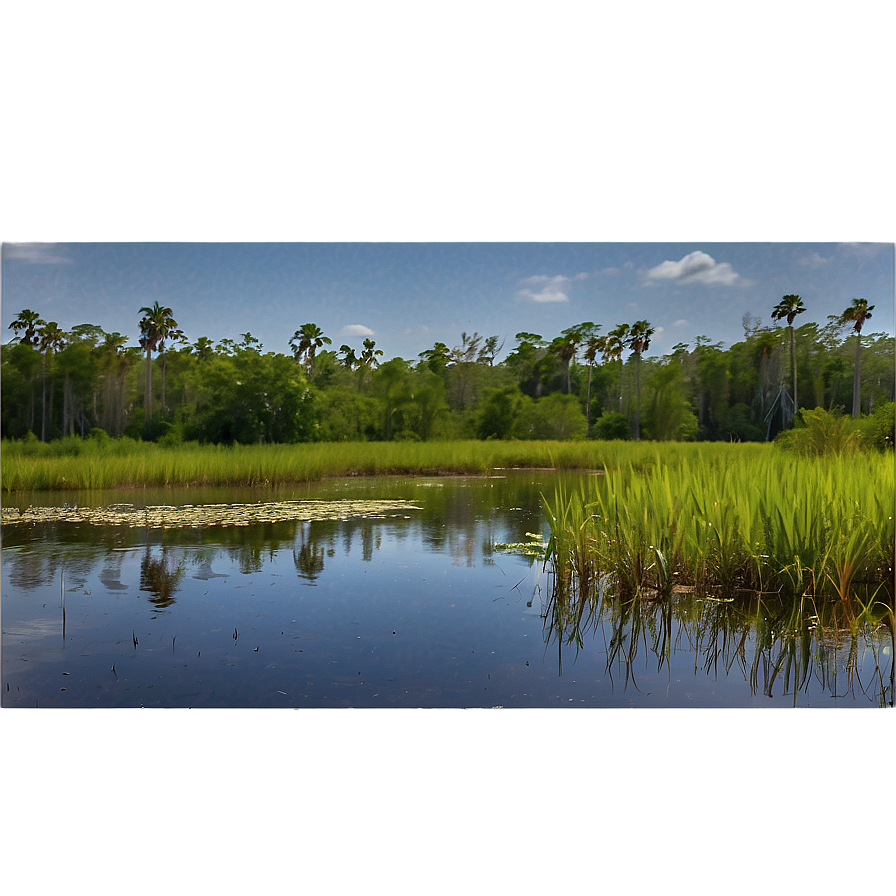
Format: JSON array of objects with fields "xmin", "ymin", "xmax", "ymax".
[
  {"xmin": 771, "ymin": 294, "xmax": 806, "ymax": 417},
  {"xmin": 838, "ymin": 297, "xmax": 875, "ymax": 418},
  {"xmin": 626, "ymin": 320, "xmax": 655, "ymax": 441},
  {"xmin": 8, "ymin": 308, "xmax": 45, "ymax": 348},
  {"xmin": 38, "ymin": 321, "xmax": 66, "ymax": 440},
  {"xmin": 138, "ymin": 301, "xmax": 178, "ymax": 422},
  {"xmin": 290, "ymin": 323, "xmax": 332, "ymax": 374},
  {"xmin": 582, "ymin": 331, "xmax": 606, "ymax": 437}
]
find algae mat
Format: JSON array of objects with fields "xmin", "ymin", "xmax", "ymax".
[{"xmin": 0, "ymin": 499, "xmax": 422, "ymax": 529}]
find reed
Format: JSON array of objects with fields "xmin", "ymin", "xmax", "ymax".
[{"xmin": 544, "ymin": 447, "xmax": 894, "ymax": 601}]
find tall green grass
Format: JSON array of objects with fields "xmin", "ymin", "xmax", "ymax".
[
  {"xmin": 1, "ymin": 437, "xmax": 767, "ymax": 493},
  {"xmin": 544, "ymin": 448, "xmax": 894, "ymax": 600}
]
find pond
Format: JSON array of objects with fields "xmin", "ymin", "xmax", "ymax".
[{"xmin": 2, "ymin": 471, "xmax": 893, "ymax": 708}]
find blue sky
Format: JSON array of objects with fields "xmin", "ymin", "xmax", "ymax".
[
  {"xmin": 2, "ymin": 6, "xmax": 893, "ymax": 366},
  {"xmin": 2, "ymin": 242, "xmax": 892, "ymax": 362}
]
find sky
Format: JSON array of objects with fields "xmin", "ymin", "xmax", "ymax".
[{"xmin": 3, "ymin": 6, "xmax": 894, "ymax": 364}]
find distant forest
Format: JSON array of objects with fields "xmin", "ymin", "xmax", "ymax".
[{"xmin": 2, "ymin": 296, "xmax": 893, "ymax": 445}]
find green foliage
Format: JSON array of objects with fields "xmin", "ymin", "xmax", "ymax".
[
  {"xmin": 513, "ymin": 393, "xmax": 587, "ymax": 440},
  {"xmin": 477, "ymin": 386, "xmax": 524, "ymax": 439},
  {"xmin": 592, "ymin": 411, "xmax": 630, "ymax": 440},
  {"xmin": 774, "ymin": 407, "xmax": 862, "ymax": 456}
]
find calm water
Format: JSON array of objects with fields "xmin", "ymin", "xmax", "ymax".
[{"xmin": 2, "ymin": 472, "xmax": 893, "ymax": 708}]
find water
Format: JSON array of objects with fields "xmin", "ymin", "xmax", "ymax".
[{"xmin": 2, "ymin": 472, "xmax": 893, "ymax": 707}]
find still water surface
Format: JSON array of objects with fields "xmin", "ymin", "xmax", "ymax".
[{"xmin": 2, "ymin": 472, "xmax": 892, "ymax": 707}]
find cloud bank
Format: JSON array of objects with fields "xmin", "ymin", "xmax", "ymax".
[
  {"xmin": 646, "ymin": 251, "xmax": 742, "ymax": 286},
  {"xmin": 517, "ymin": 274, "xmax": 581, "ymax": 303},
  {"xmin": 339, "ymin": 324, "xmax": 375, "ymax": 337}
]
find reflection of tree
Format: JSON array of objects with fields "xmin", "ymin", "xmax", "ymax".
[
  {"xmin": 139, "ymin": 545, "xmax": 185, "ymax": 609},
  {"xmin": 293, "ymin": 523, "xmax": 325, "ymax": 580},
  {"xmin": 543, "ymin": 579, "xmax": 894, "ymax": 705}
]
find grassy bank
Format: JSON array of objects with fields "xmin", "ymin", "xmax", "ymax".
[
  {"xmin": 544, "ymin": 450, "xmax": 895, "ymax": 600},
  {"xmin": 0, "ymin": 437, "xmax": 769, "ymax": 493}
]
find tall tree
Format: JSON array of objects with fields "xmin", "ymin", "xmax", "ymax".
[
  {"xmin": 771, "ymin": 294, "xmax": 806, "ymax": 417},
  {"xmin": 626, "ymin": 320, "xmax": 655, "ymax": 441},
  {"xmin": 138, "ymin": 302, "xmax": 178, "ymax": 422},
  {"xmin": 290, "ymin": 323, "xmax": 332, "ymax": 374},
  {"xmin": 8, "ymin": 309, "xmax": 45, "ymax": 431},
  {"xmin": 838, "ymin": 297, "xmax": 875, "ymax": 418},
  {"xmin": 8, "ymin": 309, "xmax": 45, "ymax": 348},
  {"xmin": 358, "ymin": 338, "xmax": 383, "ymax": 391},
  {"xmin": 606, "ymin": 323, "xmax": 630, "ymax": 413},
  {"xmin": 550, "ymin": 324, "xmax": 587, "ymax": 394},
  {"xmin": 38, "ymin": 321, "xmax": 66, "ymax": 440},
  {"xmin": 582, "ymin": 330, "xmax": 605, "ymax": 436}
]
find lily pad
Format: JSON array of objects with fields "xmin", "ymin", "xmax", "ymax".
[{"xmin": 0, "ymin": 499, "xmax": 421, "ymax": 529}]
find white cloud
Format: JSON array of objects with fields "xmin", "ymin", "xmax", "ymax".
[
  {"xmin": 597, "ymin": 266, "xmax": 620, "ymax": 275},
  {"xmin": 4, "ymin": 243, "xmax": 71, "ymax": 264},
  {"xmin": 673, "ymin": 318, "xmax": 689, "ymax": 327},
  {"xmin": 573, "ymin": 272, "xmax": 588, "ymax": 281},
  {"xmin": 799, "ymin": 252, "xmax": 830, "ymax": 268},
  {"xmin": 339, "ymin": 324, "xmax": 375, "ymax": 337},
  {"xmin": 646, "ymin": 250, "xmax": 742, "ymax": 286},
  {"xmin": 517, "ymin": 274, "xmax": 572, "ymax": 303},
  {"xmin": 839, "ymin": 242, "xmax": 884, "ymax": 258}
]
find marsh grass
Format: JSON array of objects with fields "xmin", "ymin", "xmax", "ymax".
[
  {"xmin": 544, "ymin": 447, "xmax": 894, "ymax": 601},
  {"xmin": 0, "ymin": 437, "xmax": 770, "ymax": 493}
]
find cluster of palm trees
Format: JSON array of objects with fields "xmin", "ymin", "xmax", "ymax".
[
  {"xmin": 772, "ymin": 294, "xmax": 875, "ymax": 419},
  {"xmin": 561, "ymin": 320, "xmax": 655, "ymax": 439}
]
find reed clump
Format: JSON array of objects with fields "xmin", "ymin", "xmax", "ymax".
[{"xmin": 543, "ymin": 447, "xmax": 894, "ymax": 601}]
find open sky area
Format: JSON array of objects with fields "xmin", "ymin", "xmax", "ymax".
[{"xmin": 3, "ymin": 6, "xmax": 893, "ymax": 367}]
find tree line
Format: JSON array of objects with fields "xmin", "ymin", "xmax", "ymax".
[{"xmin": 2, "ymin": 295, "xmax": 892, "ymax": 446}]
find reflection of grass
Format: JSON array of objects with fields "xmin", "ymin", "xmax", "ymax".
[
  {"xmin": 1, "ymin": 438, "xmax": 768, "ymax": 492},
  {"xmin": 543, "ymin": 583, "xmax": 894, "ymax": 705}
]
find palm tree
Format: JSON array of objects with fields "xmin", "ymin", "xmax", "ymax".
[
  {"xmin": 138, "ymin": 302, "xmax": 178, "ymax": 422},
  {"xmin": 627, "ymin": 320, "xmax": 655, "ymax": 441},
  {"xmin": 771, "ymin": 294, "xmax": 806, "ymax": 418},
  {"xmin": 290, "ymin": 323, "xmax": 332, "ymax": 374},
  {"xmin": 358, "ymin": 338, "xmax": 383, "ymax": 391},
  {"xmin": 338, "ymin": 344, "xmax": 358, "ymax": 369},
  {"xmin": 582, "ymin": 330, "xmax": 605, "ymax": 437},
  {"xmin": 838, "ymin": 297, "xmax": 875, "ymax": 418},
  {"xmin": 8, "ymin": 308, "xmax": 45, "ymax": 347},
  {"xmin": 606, "ymin": 323, "xmax": 630, "ymax": 414},
  {"xmin": 8, "ymin": 309, "xmax": 46, "ymax": 432},
  {"xmin": 38, "ymin": 321, "xmax": 66, "ymax": 440},
  {"xmin": 549, "ymin": 325, "xmax": 585, "ymax": 394}
]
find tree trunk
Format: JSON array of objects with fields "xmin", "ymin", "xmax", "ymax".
[
  {"xmin": 145, "ymin": 348, "xmax": 152, "ymax": 422},
  {"xmin": 41, "ymin": 357, "xmax": 47, "ymax": 441},
  {"xmin": 852, "ymin": 332, "xmax": 861, "ymax": 418},
  {"xmin": 790, "ymin": 326, "xmax": 798, "ymax": 417},
  {"xmin": 585, "ymin": 364, "xmax": 593, "ymax": 437},
  {"xmin": 160, "ymin": 351, "xmax": 167, "ymax": 414},
  {"xmin": 634, "ymin": 354, "xmax": 641, "ymax": 441}
]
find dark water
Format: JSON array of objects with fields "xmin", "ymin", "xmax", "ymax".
[{"xmin": 2, "ymin": 472, "xmax": 893, "ymax": 708}]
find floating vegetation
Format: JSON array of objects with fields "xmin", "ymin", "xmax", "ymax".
[
  {"xmin": 0, "ymin": 499, "xmax": 421, "ymax": 529},
  {"xmin": 493, "ymin": 532, "xmax": 548, "ymax": 558}
]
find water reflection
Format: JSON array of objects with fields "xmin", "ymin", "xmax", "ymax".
[
  {"xmin": 544, "ymin": 579, "xmax": 895, "ymax": 706},
  {"xmin": 139, "ymin": 545, "xmax": 185, "ymax": 610}
]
